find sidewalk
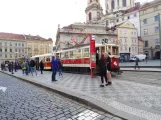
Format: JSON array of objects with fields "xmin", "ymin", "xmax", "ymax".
[
  {"xmin": 120, "ymin": 67, "xmax": 161, "ymax": 72},
  {"xmin": 1, "ymin": 70, "xmax": 161, "ymax": 120}
]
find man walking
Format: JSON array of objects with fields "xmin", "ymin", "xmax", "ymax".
[
  {"xmin": 135, "ymin": 57, "xmax": 140, "ymax": 69},
  {"xmin": 51, "ymin": 56, "xmax": 58, "ymax": 82},
  {"xmin": 39, "ymin": 60, "xmax": 44, "ymax": 74}
]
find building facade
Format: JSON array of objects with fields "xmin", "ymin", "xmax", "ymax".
[
  {"xmin": 24, "ymin": 35, "xmax": 53, "ymax": 57},
  {"xmin": 117, "ymin": 21, "xmax": 138, "ymax": 61},
  {"xmin": 0, "ymin": 33, "xmax": 53, "ymax": 65},
  {"xmin": 55, "ymin": 23, "xmax": 118, "ymax": 51},
  {"xmin": 0, "ymin": 33, "xmax": 26, "ymax": 65},
  {"xmin": 140, "ymin": 0, "xmax": 161, "ymax": 59},
  {"xmin": 138, "ymin": 37, "xmax": 144, "ymax": 55},
  {"xmin": 105, "ymin": 0, "xmax": 135, "ymax": 14}
]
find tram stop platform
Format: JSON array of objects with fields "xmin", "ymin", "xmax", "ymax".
[{"xmin": 1, "ymin": 70, "xmax": 161, "ymax": 120}]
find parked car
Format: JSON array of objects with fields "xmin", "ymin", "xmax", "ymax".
[{"xmin": 129, "ymin": 57, "xmax": 136, "ymax": 62}]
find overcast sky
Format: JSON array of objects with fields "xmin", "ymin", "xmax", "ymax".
[{"xmin": 0, "ymin": 0, "xmax": 153, "ymax": 42}]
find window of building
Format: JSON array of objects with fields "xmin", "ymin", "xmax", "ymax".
[
  {"xmin": 19, "ymin": 43, "xmax": 20, "ymax": 46},
  {"xmin": 135, "ymin": 47, "xmax": 137, "ymax": 51},
  {"xmin": 143, "ymin": 19, "xmax": 147, "ymax": 24},
  {"xmin": 22, "ymin": 43, "xmax": 24, "ymax": 47},
  {"xmin": 154, "ymin": 6, "xmax": 158, "ymax": 11},
  {"xmin": 10, "ymin": 49, "xmax": 12, "ymax": 52},
  {"xmin": 15, "ymin": 43, "xmax": 17, "ymax": 46},
  {"xmin": 5, "ymin": 49, "xmax": 7, "ymax": 52},
  {"xmin": 122, "ymin": 0, "xmax": 126, "ymax": 7},
  {"xmin": 155, "ymin": 16, "xmax": 159, "ymax": 22},
  {"xmin": 112, "ymin": 0, "xmax": 115, "ymax": 9},
  {"xmin": 156, "ymin": 39, "xmax": 160, "ymax": 45},
  {"xmin": 89, "ymin": 12, "xmax": 92, "ymax": 21},
  {"xmin": 0, "ymin": 42, "xmax": 2, "ymax": 46},
  {"xmin": 155, "ymin": 26, "xmax": 159, "ymax": 33},
  {"xmin": 128, "ymin": 16, "xmax": 130, "ymax": 19},
  {"xmin": 10, "ymin": 54, "xmax": 12, "ymax": 58},
  {"xmin": 34, "ymin": 43, "xmax": 38, "ymax": 46},
  {"xmin": 10, "ymin": 43, "xmax": 12, "ymax": 46},
  {"xmin": 122, "ymin": 17, "xmax": 124, "ymax": 21},
  {"xmin": 117, "ymin": 19, "xmax": 119, "ymax": 22},
  {"xmin": 5, "ymin": 54, "xmax": 7, "ymax": 58},
  {"xmin": 22, "ymin": 49, "xmax": 24, "ymax": 52},
  {"xmin": 0, "ymin": 48, "xmax": 2, "ymax": 52},
  {"xmin": 15, "ymin": 49, "xmax": 17, "ymax": 52},
  {"xmin": 144, "ymin": 29, "xmax": 148, "ymax": 35},
  {"xmin": 28, "ymin": 42, "xmax": 32, "ymax": 46},
  {"xmin": 134, "ymin": 13, "xmax": 137, "ymax": 17},
  {"xmin": 143, "ymin": 10, "xmax": 147, "ymax": 14},
  {"xmin": 19, "ymin": 49, "xmax": 21, "ymax": 52},
  {"xmin": 5, "ymin": 42, "xmax": 7, "ymax": 46},
  {"xmin": 106, "ymin": 20, "xmax": 109, "ymax": 26},
  {"xmin": 0, "ymin": 54, "xmax": 2, "ymax": 57},
  {"xmin": 145, "ymin": 41, "xmax": 148, "ymax": 47}
]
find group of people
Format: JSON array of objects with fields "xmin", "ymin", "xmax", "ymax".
[
  {"xmin": 98, "ymin": 53, "xmax": 112, "ymax": 87},
  {"xmin": 1, "ymin": 61, "xmax": 20, "ymax": 74}
]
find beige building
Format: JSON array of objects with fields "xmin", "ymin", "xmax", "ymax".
[
  {"xmin": 138, "ymin": 37, "xmax": 144, "ymax": 55},
  {"xmin": 117, "ymin": 21, "xmax": 138, "ymax": 61},
  {"xmin": 24, "ymin": 35, "xmax": 53, "ymax": 57},
  {"xmin": 55, "ymin": 23, "xmax": 118, "ymax": 51},
  {"xmin": 140, "ymin": 0, "xmax": 161, "ymax": 59},
  {"xmin": 0, "ymin": 32, "xmax": 53, "ymax": 65}
]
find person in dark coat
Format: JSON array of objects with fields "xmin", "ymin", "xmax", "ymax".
[
  {"xmin": 11, "ymin": 62, "xmax": 14, "ymax": 74},
  {"xmin": 39, "ymin": 60, "xmax": 44, "ymax": 74},
  {"xmin": 98, "ymin": 54, "xmax": 108, "ymax": 87},
  {"xmin": 135, "ymin": 57, "xmax": 140, "ymax": 69},
  {"xmin": 105, "ymin": 53, "xmax": 112, "ymax": 85}
]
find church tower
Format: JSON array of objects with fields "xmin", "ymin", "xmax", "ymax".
[
  {"xmin": 85, "ymin": 0, "xmax": 103, "ymax": 24},
  {"xmin": 105, "ymin": 0, "xmax": 135, "ymax": 14}
]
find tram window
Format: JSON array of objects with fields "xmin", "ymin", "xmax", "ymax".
[
  {"xmin": 83, "ymin": 48, "xmax": 89, "ymax": 57},
  {"xmin": 70, "ymin": 51, "xmax": 74, "ymax": 58},
  {"xmin": 46, "ymin": 57, "xmax": 50, "ymax": 62},
  {"xmin": 112, "ymin": 47, "xmax": 119, "ymax": 55},
  {"xmin": 65, "ymin": 52, "xmax": 69, "ymax": 58},
  {"xmin": 76, "ymin": 49, "xmax": 81, "ymax": 58}
]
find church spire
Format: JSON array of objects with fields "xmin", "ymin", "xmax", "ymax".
[{"xmin": 85, "ymin": 0, "xmax": 103, "ymax": 24}]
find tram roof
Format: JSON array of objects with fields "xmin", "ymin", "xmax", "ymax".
[
  {"xmin": 56, "ymin": 43, "xmax": 119, "ymax": 53},
  {"xmin": 31, "ymin": 53, "xmax": 52, "ymax": 58}
]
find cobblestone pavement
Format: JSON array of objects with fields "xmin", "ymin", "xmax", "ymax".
[
  {"xmin": 1, "ymin": 70, "xmax": 161, "ymax": 120},
  {"xmin": 0, "ymin": 72, "xmax": 121, "ymax": 120}
]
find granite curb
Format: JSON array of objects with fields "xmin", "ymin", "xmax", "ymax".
[{"xmin": 0, "ymin": 70, "xmax": 145, "ymax": 120}]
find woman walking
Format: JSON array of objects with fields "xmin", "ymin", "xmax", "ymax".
[
  {"xmin": 98, "ymin": 54, "xmax": 108, "ymax": 87},
  {"xmin": 105, "ymin": 53, "xmax": 112, "ymax": 85}
]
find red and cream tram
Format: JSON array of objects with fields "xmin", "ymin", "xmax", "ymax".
[{"xmin": 31, "ymin": 43, "xmax": 121, "ymax": 74}]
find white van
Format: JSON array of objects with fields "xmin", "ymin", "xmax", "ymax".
[{"xmin": 135, "ymin": 54, "xmax": 146, "ymax": 61}]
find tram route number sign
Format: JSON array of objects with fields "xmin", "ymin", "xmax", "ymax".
[{"xmin": 101, "ymin": 38, "xmax": 108, "ymax": 44}]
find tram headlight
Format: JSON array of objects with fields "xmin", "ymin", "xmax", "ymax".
[{"xmin": 114, "ymin": 61, "xmax": 117, "ymax": 66}]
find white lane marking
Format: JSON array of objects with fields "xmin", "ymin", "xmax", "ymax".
[{"xmin": 0, "ymin": 86, "xmax": 7, "ymax": 93}]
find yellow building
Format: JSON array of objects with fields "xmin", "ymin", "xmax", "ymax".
[
  {"xmin": 24, "ymin": 35, "xmax": 53, "ymax": 57},
  {"xmin": 117, "ymin": 21, "xmax": 139, "ymax": 61}
]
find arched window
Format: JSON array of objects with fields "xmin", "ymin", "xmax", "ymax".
[
  {"xmin": 122, "ymin": 0, "xmax": 126, "ymax": 7},
  {"xmin": 89, "ymin": 12, "xmax": 92, "ymax": 20},
  {"xmin": 111, "ymin": 0, "xmax": 115, "ymax": 9}
]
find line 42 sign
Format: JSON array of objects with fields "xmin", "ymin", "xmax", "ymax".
[{"xmin": 101, "ymin": 38, "xmax": 108, "ymax": 44}]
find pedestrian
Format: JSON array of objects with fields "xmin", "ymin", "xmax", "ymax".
[
  {"xmin": 51, "ymin": 56, "xmax": 58, "ymax": 82},
  {"xmin": 11, "ymin": 62, "xmax": 14, "ymax": 74},
  {"xmin": 105, "ymin": 53, "xmax": 112, "ymax": 85},
  {"xmin": 21, "ymin": 61, "xmax": 26, "ymax": 75},
  {"xmin": 57, "ymin": 56, "xmax": 63, "ymax": 77},
  {"xmin": 135, "ymin": 57, "xmax": 140, "ymax": 69},
  {"xmin": 145, "ymin": 56, "xmax": 148, "ymax": 64},
  {"xmin": 30, "ymin": 60, "xmax": 37, "ymax": 76},
  {"xmin": 14, "ymin": 61, "xmax": 17, "ymax": 72},
  {"xmin": 39, "ymin": 60, "xmax": 44, "ymax": 74},
  {"xmin": 98, "ymin": 54, "xmax": 108, "ymax": 87},
  {"xmin": 25, "ymin": 60, "xmax": 29, "ymax": 75}
]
